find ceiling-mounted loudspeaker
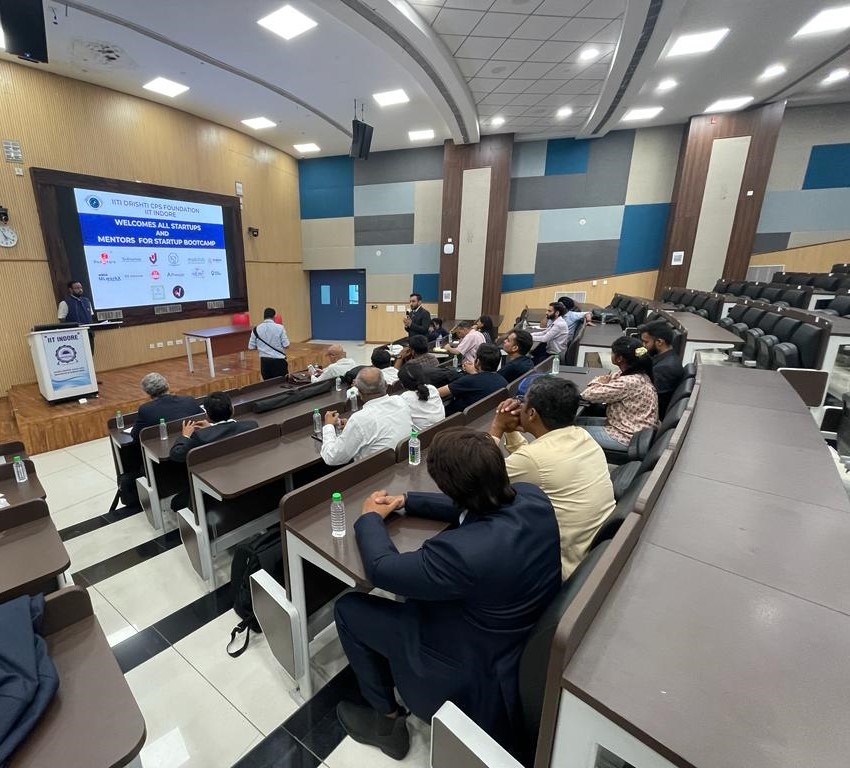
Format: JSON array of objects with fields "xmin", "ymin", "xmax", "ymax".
[
  {"xmin": 0, "ymin": 0, "xmax": 49, "ymax": 63},
  {"xmin": 350, "ymin": 119, "xmax": 374, "ymax": 160}
]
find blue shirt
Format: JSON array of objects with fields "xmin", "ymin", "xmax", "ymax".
[{"xmin": 248, "ymin": 319, "xmax": 289, "ymax": 359}]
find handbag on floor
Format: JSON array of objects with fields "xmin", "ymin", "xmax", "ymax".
[{"xmin": 227, "ymin": 529, "xmax": 284, "ymax": 658}]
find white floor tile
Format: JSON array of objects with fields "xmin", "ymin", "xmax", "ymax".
[
  {"xmin": 310, "ymin": 623, "xmax": 348, "ymax": 685},
  {"xmin": 87, "ymin": 585, "xmax": 138, "ymax": 646},
  {"xmin": 175, "ymin": 610, "xmax": 299, "ymax": 736},
  {"xmin": 96, "ymin": 547, "xmax": 210, "ymax": 630},
  {"xmin": 125, "ymin": 648, "xmax": 261, "ymax": 768},
  {"xmin": 65, "ymin": 436, "xmax": 114, "ymax": 470},
  {"xmin": 31, "ymin": 448, "xmax": 87, "ymax": 478},
  {"xmin": 324, "ymin": 715, "xmax": 431, "ymax": 768},
  {"xmin": 65, "ymin": 513, "xmax": 161, "ymax": 571},
  {"xmin": 40, "ymin": 462, "xmax": 116, "ymax": 512},
  {"xmin": 50, "ymin": 488, "xmax": 118, "ymax": 530}
]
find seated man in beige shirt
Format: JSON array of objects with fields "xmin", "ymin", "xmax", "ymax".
[{"xmin": 488, "ymin": 375, "xmax": 615, "ymax": 579}]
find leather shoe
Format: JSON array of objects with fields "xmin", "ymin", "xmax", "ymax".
[{"xmin": 337, "ymin": 701, "xmax": 410, "ymax": 760}]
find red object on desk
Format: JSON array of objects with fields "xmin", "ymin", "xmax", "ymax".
[{"xmin": 232, "ymin": 312, "xmax": 251, "ymax": 326}]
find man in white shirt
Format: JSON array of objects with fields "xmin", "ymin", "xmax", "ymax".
[
  {"xmin": 312, "ymin": 344, "xmax": 357, "ymax": 383},
  {"xmin": 531, "ymin": 302, "xmax": 570, "ymax": 364},
  {"xmin": 248, "ymin": 307, "xmax": 290, "ymax": 380},
  {"xmin": 321, "ymin": 368, "xmax": 412, "ymax": 465},
  {"xmin": 371, "ymin": 348, "xmax": 399, "ymax": 386}
]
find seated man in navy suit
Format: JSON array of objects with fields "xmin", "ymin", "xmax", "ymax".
[
  {"xmin": 168, "ymin": 391, "xmax": 258, "ymax": 510},
  {"xmin": 334, "ymin": 428, "xmax": 561, "ymax": 760}
]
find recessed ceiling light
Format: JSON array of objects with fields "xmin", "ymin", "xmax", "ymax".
[
  {"xmin": 257, "ymin": 4, "xmax": 317, "ymax": 41},
  {"xmin": 667, "ymin": 28, "xmax": 729, "ymax": 57},
  {"xmin": 622, "ymin": 106, "xmax": 664, "ymax": 122},
  {"xmin": 241, "ymin": 117, "xmax": 276, "ymax": 130},
  {"xmin": 556, "ymin": 106, "xmax": 573, "ymax": 119},
  {"xmin": 704, "ymin": 96, "xmax": 754, "ymax": 113},
  {"xmin": 373, "ymin": 89, "xmax": 409, "ymax": 107},
  {"xmin": 490, "ymin": 116, "xmax": 506, "ymax": 127},
  {"xmin": 758, "ymin": 64, "xmax": 786, "ymax": 81},
  {"xmin": 408, "ymin": 129, "xmax": 435, "ymax": 142},
  {"xmin": 142, "ymin": 77, "xmax": 189, "ymax": 98},
  {"xmin": 293, "ymin": 143, "xmax": 320, "ymax": 153},
  {"xmin": 579, "ymin": 47, "xmax": 600, "ymax": 62},
  {"xmin": 656, "ymin": 78, "xmax": 678, "ymax": 92},
  {"xmin": 794, "ymin": 5, "xmax": 850, "ymax": 36},
  {"xmin": 823, "ymin": 67, "xmax": 850, "ymax": 85}
]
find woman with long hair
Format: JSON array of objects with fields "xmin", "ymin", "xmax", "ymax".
[{"xmin": 398, "ymin": 362, "xmax": 445, "ymax": 431}]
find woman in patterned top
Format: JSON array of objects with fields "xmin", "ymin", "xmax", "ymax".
[{"xmin": 577, "ymin": 336, "xmax": 658, "ymax": 451}]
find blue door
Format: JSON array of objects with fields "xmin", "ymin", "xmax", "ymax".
[{"xmin": 309, "ymin": 269, "xmax": 366, "ymax": 340}]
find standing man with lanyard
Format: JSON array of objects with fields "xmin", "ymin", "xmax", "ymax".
[
  {"xmin": 403, "ymin": 293, "xmax": 431, "ymax": 338},
  {"xmin": 248, "ymin": 307, "xmax": 290, "ymax": 380},
  {"xmin": 57, "ymin": 279, "xmax": 96, "ymax": 352}
]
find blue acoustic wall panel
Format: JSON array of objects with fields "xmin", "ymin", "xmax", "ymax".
[
  {"xmin": 502, "ymin": 274, "xmax": 535, "ymax": 292},
  {"xmin": 412, "ymin": 273, "xmax": 440, "ymax": 302},
  {"xmin": 299, "ymin": 156, "xmax": 353, "ymax": 219},
  {"xmin": 802, "ymin": 143, "xmax": 850, "ymax": 190},
  {"xmin": 615, "ymin": 203, "xmax": 670, "ymax": 274},
  {"xmin": 545, "ymin": 138, "xmax": 590, "ymax": 176}
]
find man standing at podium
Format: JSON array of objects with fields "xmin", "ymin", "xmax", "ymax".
[{"xmin": 57, "ymin": 280, "xmax": 96, "ymax": 352}]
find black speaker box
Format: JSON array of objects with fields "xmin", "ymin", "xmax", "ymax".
[
  {"xmin": 0, "ymin": 0, "xmax": 49, "ymax": 63},
  {"xmin": 350, "ymin": 119, "xmax": 374, "ymax": 160}
]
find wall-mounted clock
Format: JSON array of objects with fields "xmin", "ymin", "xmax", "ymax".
[{"xmin": 0, "ymin": 225, "xmax": 17, "ymax": 248}]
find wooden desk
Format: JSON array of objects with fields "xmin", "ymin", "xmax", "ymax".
[
  {"xmin": 285, "ymin": 457, "xmax": 446, "ymax": 697},
  {"xmin": 0, "ymin": 460, "xmax": 45, "ymax": 507},
  {"xmin": 0, "ymin": 500, "xmax": 69, "ymax": 602},
  {"xmin": 576, "ymin": 324, "xmax": 624, "ymax": 368},
  {"xmin": 184, "ymin": 324, "xmax": 253, "ymax": 377},
  {"xmin": 666, "ymin": 310, "xmax": 741, "ymax": 362}
]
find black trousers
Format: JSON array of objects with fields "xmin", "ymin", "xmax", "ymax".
[{"xmin": 260, "ymin": 357, "xmax": 288, "ymax": 380}]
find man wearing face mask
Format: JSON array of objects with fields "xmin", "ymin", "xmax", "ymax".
[{"xmin": 58, "ymin": 279, "xmax": 96, "ymax": 352}]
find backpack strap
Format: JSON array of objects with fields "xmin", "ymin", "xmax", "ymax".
[{"xmin": 227, "ymin": 619, "xmax": 252, "ymax": 658}]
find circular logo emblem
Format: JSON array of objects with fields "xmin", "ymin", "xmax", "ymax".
[
  {"xmin": 151, "ymin": 269, "xmax": 160, "ymax": 280},
  {"xmin": 172, "ymin": 285, "xmax": 184, "ymax": 299},
  {"xmin": 100, "ymin": 252, "xmax": 109, "ymax": 262},
  {"xmin": 55, "ymin": 345, "xmax": 77, "ymax": 363},
  {"xmin": 168, "ymin": 253, "xmax": 179, "ymax": 265},
  {"xmin": 85, "ymin": 195, "xmax": 103, "ymax": 209}
]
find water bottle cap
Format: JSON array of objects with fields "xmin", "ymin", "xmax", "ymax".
[
  {"xmin": 13, "ymin": 455, "xmax": 21, "ymax": 461},
  {"xmin": 332, "ymin": 492, "xmax": 342, "ymax": 501},
  {"xmin": 410, "ymin": 430, "xmax": 418, "ymax": 437},
  {"xmin": 313, "ymin": 408, "xmax": 319, "ymax": 413},
  {"xmin": 159, "ymin": 418, "xmax": 165, "ymax": 423}
]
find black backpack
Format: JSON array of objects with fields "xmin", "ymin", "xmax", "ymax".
[{"xmin": 227, "ymin": 529, "xmax": 284, "ymax": 657}]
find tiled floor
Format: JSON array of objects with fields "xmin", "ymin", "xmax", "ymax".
[{"xmin": 34, "ymin": 340, "xmax": 432, "ymax": 767}]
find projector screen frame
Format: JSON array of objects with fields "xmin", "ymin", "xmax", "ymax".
[{"xmin": 31, "ymin": 167, "xmax": 249, "ymax": 328}]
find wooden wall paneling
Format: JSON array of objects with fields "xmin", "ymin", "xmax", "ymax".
[
  {"xmin": 749, "ymin": 238, "xmax": 850, "ymax": 274},
  {"xmin": 245, "ymin": 262, "xmax": 311, "ymax": 342},
  {"xmin": 481, "ymin": 135, "xmax": 513, "ymax": 317},
  {"xmin": 438, "ymin": 141, "xmax": 463, "ymax": 319}
]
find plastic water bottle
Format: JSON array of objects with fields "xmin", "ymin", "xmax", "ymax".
[
  {"xmin": 551, "ymin": 356, "xmax": 560, "ymax": 375},
  {"xmin": 12, "ymin": 456, "xmax": 27, "ymax": 484},
  {"xmin": 452, "ymin": 355, "xmax": 459, "ymax": 370},
  {"xmin": 330, "ymin": 492, "xmax": 346, "ymax": 538},
  {"xmin": 115, "ymin": 410, "xmax": 124, "ymax": 430},
  {"xmin": 335, "ymin": 376, "xmax": 342, "ymax": 391},
  {"xmin": 348, "ymin": 391, "xmax": 358, "ymax": 413},
  {"xmin": 159, "ymin": 417, "xmax": 168, "ymax": 441},
  {"xmin": 408, "ymin": 430, "xmax": 421, "ymax": 466},
  {"xmin": 312, "ymin": 408, "xmax": 322, "ymax": 436}
]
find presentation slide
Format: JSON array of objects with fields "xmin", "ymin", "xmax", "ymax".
[{"xmin": 73, "ymin": 188, "xmax": 231, "ymax": 309}]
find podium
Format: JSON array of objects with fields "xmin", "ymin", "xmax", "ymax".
[{"xmin": 28, "ymin": 324, "xmax": 104, "ymax": 402}]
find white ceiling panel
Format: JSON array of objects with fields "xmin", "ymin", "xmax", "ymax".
[
  {"xmin": 455, "ymin": 58, "xmax": 488, "ymax": 77},
  {"xmin": 454, "ymin": 36, "xmax": 505, "ymax": 58},
  {"xmin": 494, "ymin": 78, "xmax": 539, "ymax": 93},
  {"xmin": 512, "ymin": 61, "xmax": 557, "ymax": 78},
  {"xmin": 432, "ymin": 8, "xmax": 485, "ymax": 35},
  {"xmin": 533, "ymin": 0, "xmax": 588, "ymax": 17},
  {"xmin": 471, "ymin": 12, "xmax": 527, "ymax": 37},
  {"xmin": 552, "ymin": 17, "xmax": 611, "ymax": 42},
  {"xmin": 493, "ymin": 38, "xmax": 544, "ymax": 61},
  {"xmin": 530, "ymin": 41, "xmax": 582, "ymax": 63},
  {"xmin": 580, "ymin": 0, "xmax": 627, "ymax": 19},
  {"xmin": 475, "ymin": 60, "xmax": 522, "ymax": 78},
  {"xmin": 510, "ymin": 15, "xmax": 568, "ymax": 41}
]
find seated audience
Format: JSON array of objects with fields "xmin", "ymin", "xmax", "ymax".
[
  {"xmin": 499, "ymin": 329, "xmax": 534, "ymax": 383},
  {"xmin": 427, "ymin": 318, "xmax": 448, "ymax": 345},
  {"xmin": 321, "ymin": 367, "xmax": 412, "ymax": 465},
  {"xmin": 312, "ymin": 345, "xmax": 357, "ymax": 382},
  {"xmin": 445, "ymin": 320, "xmax": 485, "ymax": 365},
  {"xmin": 169, "ymin": 391, "xmax": 259, "ymax": 509},
  {"xmin": 489, "ymin": 376, "xmax": 616, "ymax": 579},
  {"xmin": 334, "ymin": 429, "xmax": 561, "ymax": 759},
  {"xmin": 398, "ymin": 363, "xmax": 445, "ymax": 431},
  {"xmin": 530, "ymin": 302, "xmax": 570, "ymax": 364},
  {"xmin": 639, "ymin": 321, "xmax": 684, "ymax": 416},
  {"xmin": 131, "ymin": 372, "xmax": 199, "ymax": 442},
  {"xmin": 370, "ymin": 348, "xmax": 399, "ymax": 386},
  {"xmin": 474, "ymin": 314, "xmax": 495, "ymax": 343},
  {"xmin": 394, "ymin": 334, "xmax": 439, "ymax": 369},
  {"xmin": 577, "ymin": 336, "xmax": 658, "ymax": 450},
  {"xmin": 439, "ymin": 343, "xmax": 506, "ymax": 416},
  {"xmin": 560, "ymin": 297, "xmax": 592, "ymax": 341}
]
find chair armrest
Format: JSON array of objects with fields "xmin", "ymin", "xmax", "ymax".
[
  {"xmin": 776, "ymin": 367, "xmax": 829, "ymax": 407},
  {"xmin": 41, "ymin": 586, "xmax": 94, "ymax": 635},
  {"xmin": 430, "ymin": 702, "xmax": 523, "ymax": 768}
]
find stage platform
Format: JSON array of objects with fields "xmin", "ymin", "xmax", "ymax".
[{"xmin": 5, "ymin": 342, "xmax": 329, "ymax": 454}]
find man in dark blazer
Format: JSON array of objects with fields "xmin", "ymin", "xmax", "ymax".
[
  {"xmin": 168, "ymin": 391, "xmax": 258, "ymax": 509},
  {"xmin": 403, "ymin": 292, "xmax": 431, "ymax": 338},
  {"xmin": 131, "ymin": 372, "xmax": 200, "ymax": 442},
  {"xmin": 334, "ymin": 428, "xmax": 561, "ymax": 760},
  {"xmin": 640, "ymin": 322, "xmax": 684, "ymax": 417}
]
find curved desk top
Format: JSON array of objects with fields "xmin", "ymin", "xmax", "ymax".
[{"xmin": 561, "ymin": 363, "xmax": 850, "ymax": 768}]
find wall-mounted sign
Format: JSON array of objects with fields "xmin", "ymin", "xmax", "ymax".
[
  {"xmin": 671, "ymin": 250, "xmax": 685, "ymax": 266},
  {"xmin": 442, "ymin": 290, "xmax": 452, "ymax": 302}
]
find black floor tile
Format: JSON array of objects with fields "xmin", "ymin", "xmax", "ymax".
[
  {"xmin": 231, "ymin": 725, "xmax": 321, "ymax": 768},
  {"xmin": 59, "ymin": 507, "xmax": 142, "ymax": 542},
  {"xmin": 71, "ymin": 532, "xmax": 181, "ymax": 586},
  {"xmin": 111, "ymin": 627, "xmax": 170, "ymax": 673},
  {"xmin": 154, "ymin": 583, "xmax": 233, "ymax": 644}
]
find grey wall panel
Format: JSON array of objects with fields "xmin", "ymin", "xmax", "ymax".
[
  {"xmin": 509, "ymin": 174, "xmax": 588, "ymax": 211},
  {"xmin": 534, "ymin": 240, "xmax": 619, "ymax": 285},
  {"xmin": 584, "ymin": 129, "xmax": 635, "ymax": 206},
  {"xmin": 752, "ymin": 232, "xmax": 790, "ymax": 253},
  {"xmin": 353, "ymin": 145, "xmax": 445, "ymax": 185},
  {"xmin": 354, "ymin": 214, "xmax": 415, "ymax": 246}
]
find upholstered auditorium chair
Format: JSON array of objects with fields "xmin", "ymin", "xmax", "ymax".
[{"xmin": 755, "ymin": 317, "xmax": 802, "ymax": 369}]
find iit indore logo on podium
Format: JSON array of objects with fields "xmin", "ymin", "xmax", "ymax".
[{"xmin": 55, "ymin": 345, "xmax": 77, "ymax": 364}]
